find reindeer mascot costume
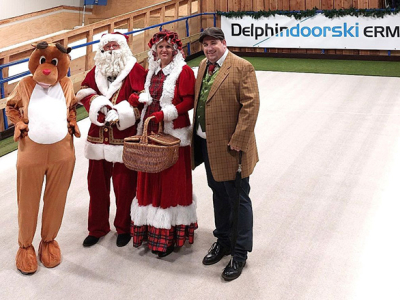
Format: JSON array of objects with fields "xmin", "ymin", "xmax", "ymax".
[{"xmin": 6, "ymin": 42, "xmax": 80, "ymax": 275}]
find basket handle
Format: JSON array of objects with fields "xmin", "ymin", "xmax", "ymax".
[
  {"xmin": 125, "ymin": 136, "xmax": 139, "ymax": 142},
  {"xmin": 141, "ymin": 116, "xmax": 164, "ymax": 143}
]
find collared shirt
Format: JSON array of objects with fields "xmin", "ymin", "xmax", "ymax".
[
  {"xmin": 196, "ymin": 49, "xmax": 229, "ymax": 139},
  {"xmin": 209, "ymin": 48, "xmax": 229, "ymax": 68},
  {"xmin": 154, "ymin": 61, "xmax": 174, "ymax": 76}
]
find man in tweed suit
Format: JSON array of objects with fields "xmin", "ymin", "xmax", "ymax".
[{"xmin": 191, "ymin": 27, "xmax": 260, "ymax": 281}]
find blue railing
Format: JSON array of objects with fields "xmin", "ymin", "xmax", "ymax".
[{"xmin": 0, "ymin": 12, "xmax": 217, "ymax": 130}]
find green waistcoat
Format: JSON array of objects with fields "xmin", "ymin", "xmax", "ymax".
[{"xmin": 195, "ymin": 68, "xmax": 219, "ymax": 132}]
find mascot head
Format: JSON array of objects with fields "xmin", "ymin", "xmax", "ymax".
[{"xmin": 28, "ymin": 42, "xmax": 72, "ymax": 89}]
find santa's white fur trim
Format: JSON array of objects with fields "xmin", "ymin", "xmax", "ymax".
[
  {"xmin": 84, "ymin": 141, "xmax": 123, "ymax": 163},
  {"xmin": 162, "ymin": 104, "xmax": 178, "ymax": 122},
  {"xmin": 113, "ymin": 100, "xmax": 136, "ymax": 131},
  {"xmin": 89, "ymin": 96, "xmax": 113, "ymax": 126},
  {"xmin": 76, "ymin": 87, "xmax": 97, "ymax": 103},
  {"xmin": 95, "ymin": 56, "xmax": 136, "ymax": 99},
  {"xmin": 99, "ymin": 33, "xmax": 129, "ymax": 50},
  {"xmin": 131, "ymin": 196, "xmax": 197, "ymax": 228}
]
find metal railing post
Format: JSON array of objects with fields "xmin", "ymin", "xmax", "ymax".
[
  {"xmin": 186, "ymin": 19, "xmax": 191, "ymax": 56},
  {"xmin": 0, "ymin": 67, "xmax": 8, "ymax": 130}
]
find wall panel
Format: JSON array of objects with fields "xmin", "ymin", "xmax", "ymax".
[
  {"xmin": 200, "ymin": 0, "xmax": 384, "ymax": 57},
  {"xmin": 0, "ymin": 8, "xmax": 82, "ymax": 49},
  {"xmin": 90, "ymin": 0, "xmax": 164, "ymax": 20},
  {"xmin": 200, "ymin": 0, "xmax": 381, "ymax": 11}
]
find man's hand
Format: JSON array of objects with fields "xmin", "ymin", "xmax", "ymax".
[
  {"xmin": 97, "ymin": 106, "xmax": 109, "ymax": 123},
  {"xmin": 105, "ymin": 109, "xmax": 119, "ymax": 125},
  {"xmin": 100, "ymin": 106, "xmax": 109, "ymax": 115},
  {"xmin": 228, "ymin": 144, "xmax": 240, "ymax": 152}
]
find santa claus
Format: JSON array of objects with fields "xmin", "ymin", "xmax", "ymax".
[{"xmin": 76, "ymin": 32, "xmax": 146, "ymax": 248}]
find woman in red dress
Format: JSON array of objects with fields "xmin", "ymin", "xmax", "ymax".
[{"xmin": 128, "ymin": 30, "xmax": 197, "ymax": 257}]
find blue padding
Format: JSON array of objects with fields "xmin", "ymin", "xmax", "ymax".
[{"xmin": 84, "ymin": 0, "xmax": 107, "ymax": 5}]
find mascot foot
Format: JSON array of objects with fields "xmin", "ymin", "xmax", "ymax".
[
  {"xmin": 16, "ymin": 245, "xmax": 38, "ymax": 275},
  {"xmin": 39, "ymin": 240, "xmax": 61, "ymax": 268}
]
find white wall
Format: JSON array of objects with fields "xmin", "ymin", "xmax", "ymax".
[{"xmin": 0, "ymin": 0, "xmax": 84, "ymax": 20}]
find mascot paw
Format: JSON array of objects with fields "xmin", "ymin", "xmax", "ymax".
[
  {"xmin": 13, "ymin": 122, "xmax": 29, "ymax": 141},
  {"xmin": 68, "ymin": 120, "xmax": 81, "ymax": 138},
  {"xmin": 39, "ymin": 240, "xmax": 61, "ymax": 268},
  {"xmin": 16, "ymin": 245, "xmax": 38, "ymax": 275}
]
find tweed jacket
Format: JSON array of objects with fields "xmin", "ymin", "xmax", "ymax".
[{"xmin": 191, "ymin": 51, "xmax": 260, "ymax": 182}]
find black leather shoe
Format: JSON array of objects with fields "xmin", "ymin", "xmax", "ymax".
[
  {"xmin": 222, "ymin": 259, "xmax": 246, "ymax": 281},
  {"xmin": 157, "ymin": 245, "xmax": 174, "ymax": 258},
  {"xmin": 202, "ymin": 242, "xmax": 231, "ymax": 265},
  {"xmin": 83, "ymin": 235, "xmax": 99, "ymax": 247},
  {"xmin": 116, "ymin": 233, "xmax": 131, "ymax": 247}
]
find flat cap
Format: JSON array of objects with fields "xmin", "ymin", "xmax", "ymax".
[{"xmin": 199, "ymin": 27, "xmax": 225, "ymax": 43}]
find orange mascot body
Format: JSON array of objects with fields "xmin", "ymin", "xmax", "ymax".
[{"xmin": 6, "ymin": 42, "xmax": 80, "ymax": 275}]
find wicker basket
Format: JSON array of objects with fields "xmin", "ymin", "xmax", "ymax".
[{"xmin": 123, "ymin": 116, "xmax": 180, "ymax": 173}]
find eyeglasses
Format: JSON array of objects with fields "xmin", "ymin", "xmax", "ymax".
[{"xmin": 103, "ymin": 42, "xmax": 120, "ymax": 51}]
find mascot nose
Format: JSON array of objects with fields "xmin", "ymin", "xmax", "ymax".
[{"xmin": 42, "ymin": 69, "xmax": 51, "ymax": 76}]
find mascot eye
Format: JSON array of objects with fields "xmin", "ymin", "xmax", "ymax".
[
  {"xmin": 40, "ymin": 56, "xmax": 46, "ymax": 64},
  {"xmin": 51, "ymin": 58, "xmax": 58, "ymax": 66}
]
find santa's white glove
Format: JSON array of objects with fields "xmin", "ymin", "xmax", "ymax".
[
  {"xmin": 105, "ymin": 109, "xmax": 119, "ymax": 125},
  {"xmin": 138, "ymin": 92, "xmax": 153, "ymax": 105},
  {"xmin": 100, "ymin": 106, "xmax": 109, "ymax": 115}
]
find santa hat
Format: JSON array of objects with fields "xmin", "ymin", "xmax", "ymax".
[{"xmin": 99, "ymin": 32, "xmax": 129, "ymax": 50}]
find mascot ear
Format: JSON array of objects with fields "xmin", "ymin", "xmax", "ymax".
[
  {"xmin": 31, "ymin": 41, "xmax": 48, "ymax": 49},
  {"xmin": 55, "ymin": 43, "xmax": 72, "ymax": 54}
]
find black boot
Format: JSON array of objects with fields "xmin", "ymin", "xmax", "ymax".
[
  {"xmin": 83, "ymin": 235, "xmax": 100, "ymax": 247},
  {"xmin": 157, "ymin": 245, "xmax": 174, "ymax": 258},
  {"xmin": 116, "ymin": 233, "xmax": 131, "ymax": 247}
]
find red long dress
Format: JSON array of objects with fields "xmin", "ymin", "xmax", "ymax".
[{"xmin": 130, "ymin": 64, "xmax": 197, "ymax": 253}]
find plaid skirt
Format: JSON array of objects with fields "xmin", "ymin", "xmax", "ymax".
[{"xmin": 131, "ymin": 222, "xmax": 198, "ymax": 252}]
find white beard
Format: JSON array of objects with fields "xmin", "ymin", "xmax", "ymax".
[{"xmin": 94, "ymin": 47, "xmax": 132, "ymax": 78}]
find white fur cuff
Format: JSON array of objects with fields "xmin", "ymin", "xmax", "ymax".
[
  {"xmin": 162, "ymin": 104, "xmax": 178, "ymax": 122},
  {"xmin": 76, "ymin": 87, "xmax": 97, "ymax": 103},
  {"xmin": 164, "ymin": 125, "xmax": 192, "ymax": 147},
  {"xmin": 89, "ymin": 96, "xmax": 113, "ymax": 126},
  {"xmin": 139, "ymin": 92, "xmax": 153, "ymax": 105},
  {"xmin": 114, "ymin": 100, "xmax": 136, "ymax": 131}
]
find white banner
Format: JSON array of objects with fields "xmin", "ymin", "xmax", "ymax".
[{"xmin": 221, "ymin": 14, "xmax": 400, "ymax": 50}]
